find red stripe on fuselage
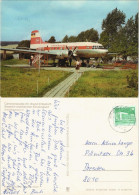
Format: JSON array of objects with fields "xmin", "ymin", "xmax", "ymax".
[{"xmin": 42, "ymin": 46, "xmax": 92, "ymax": 50}]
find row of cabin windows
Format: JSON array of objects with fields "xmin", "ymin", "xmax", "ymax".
[
  {"xmin": 47, "ymin": 46, "xmax": 92, "ymax": 50},
  {"xmin": 48, "ymin": 47, "xmax": 78, "ymax": 50},
  {"xmin": 46, "ymin": 46, "xmax": 104, "ymax": 50},
  {"xmin": 31, "ymin": 33, "xmax": 36, "ymax": 36}
]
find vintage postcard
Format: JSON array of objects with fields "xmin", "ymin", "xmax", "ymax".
[
  {"xmin": 1, "ymin": 98, "xmax": 138, "ymax": 195},
  {"xmin": 0, "ymin": 0, "xmax": 138, "ymax": 195},
  {"xmin": 0, "ymin": 0, "xmax": 138, "ymax": 98}
]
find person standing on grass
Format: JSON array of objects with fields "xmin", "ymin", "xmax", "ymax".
[
  {"xmin": 76, "ymin": 60, "xmax": 80, "ymax": 71},
  {"xmin": 30, "ymin": 55, "xmax": 34, "ymax": 66}
]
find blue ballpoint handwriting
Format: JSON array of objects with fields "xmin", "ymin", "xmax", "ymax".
[{"xmin": 1, "ymin": 101, "xmax": 66, "ymax": 194}]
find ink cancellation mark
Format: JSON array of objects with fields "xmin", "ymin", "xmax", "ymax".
[{"xmin": 109, "ymin": 106, "xmax": 136, "ymax": 133}]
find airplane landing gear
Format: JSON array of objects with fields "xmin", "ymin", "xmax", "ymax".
[
  {"xmin": 81, "ymin": 59, "xmax": 90, "ymax": 67},
  {"xmin": 58, "ymin": 59, "xmax": 68, "ymax": 67},
  {"xmin": 53, "ymin": 59, "xmax": 57, "ymax": 67},
  {"xmin": 69, "ymin": 58, "xmax": 72, "ymax": 67},
  {"xmin": 86, "ymin": 59, "xmax": 90, "ymax": 67},
  {"xmin": 81, "ymin": 59, "xmax": 86, "ymax": 67}
]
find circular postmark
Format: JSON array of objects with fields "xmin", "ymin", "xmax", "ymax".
[{"xmin": 108, "ymin": 106, "xmax": 136, "ymax": 133}]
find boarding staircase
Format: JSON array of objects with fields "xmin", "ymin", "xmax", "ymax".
[{"xmin": 32, "ymin": 54, "xmax": 43, "ymax": 68}]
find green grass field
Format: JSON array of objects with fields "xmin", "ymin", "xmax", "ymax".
[
  {"xmin": 0, "ymin": 44, "xmax": 18, "ymax": 54},
  {"xmin": 1, "ymin": 59, "xmax": 138, "ymax": 97},
  {"xmin": 1, "ymin": 66, "xmax": 71, "ymax": 97},
  {"xmin": 1, "ymin": 59, "xmax": 29, "ymax": 66},
  {"xmin": 0, "ymin": 58, "xmax": 76, "ymax": 66},
  {"xmin": 66, "ymin": 70, "xmax": 138, "ymax": 97}
]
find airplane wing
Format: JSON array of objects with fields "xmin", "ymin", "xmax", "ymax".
[
  {"xmin": 0, "ymin": 47, "xmax": 75, "ymax": 59},
  {"xmin": 0, "ymin": 48, "xmax": 57, "ymax": 56}
]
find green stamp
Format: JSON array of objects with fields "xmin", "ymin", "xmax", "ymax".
[{"xmin": 114, "ymin": 107, "xmax": 136, "ymax": 126}]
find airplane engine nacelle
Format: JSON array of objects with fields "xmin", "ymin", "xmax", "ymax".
[{"xmin": 56, "ymin": 50, "xmax": 69, "ymax": 59}]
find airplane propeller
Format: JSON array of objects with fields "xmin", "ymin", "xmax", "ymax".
[{"xmin": 66, "ymin": 46, "xmax": 77, "ymax": 57}]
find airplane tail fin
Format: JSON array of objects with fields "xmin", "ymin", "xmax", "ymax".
[{"xmin": 30, "ymin": 30, "xmax": 45, "ymax": 48}]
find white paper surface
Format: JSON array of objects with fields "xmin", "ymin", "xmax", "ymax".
[{"xmin": 0, "ymin": 98, "xmax": 138, "ymax": 195}]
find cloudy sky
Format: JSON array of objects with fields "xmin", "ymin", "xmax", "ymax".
[{"xmin": 1, "ymin": 0, "xmax": 138, "ymax": 41}]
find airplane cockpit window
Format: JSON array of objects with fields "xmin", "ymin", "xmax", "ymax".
[
  {"xmin": 99, "ymin": 46, "xmax": 104, "ymax": 49},
  {"xmin": 92, "ymin": 46, "xmax": 104, "ymax": 49}
]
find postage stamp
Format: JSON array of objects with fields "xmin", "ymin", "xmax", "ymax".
[
  {"xmin": 114, "ymin": 107, "xmax": 136, "ymax": 126},
  {"xmin": 109, "ymin": 106, "xmax": 136, "ymax": 133}
]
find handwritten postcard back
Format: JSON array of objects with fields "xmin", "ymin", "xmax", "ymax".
[
  {"xmin": 1, "ymin": 98, "xmax": 138, "ymax": 195},
  {"xmin": 0, "ymin": 1, "xmax": 138, "ymax": 194}
]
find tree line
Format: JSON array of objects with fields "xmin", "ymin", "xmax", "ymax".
[
  {"xmin": 18, "ymin": 8, "xmax": 138, "ymax": 59},
  {"xmin": 62, "ymin": 28, "xmax": 99, "ymax": 43},
  {"xmin": 99, "ymin": 8, "xmax": 138, "ymax": 59}
]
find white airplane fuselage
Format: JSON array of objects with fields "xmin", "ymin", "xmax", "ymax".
[{"xmin": 30, "ymin": 30, "xmax": 108, "ymax": 60}]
